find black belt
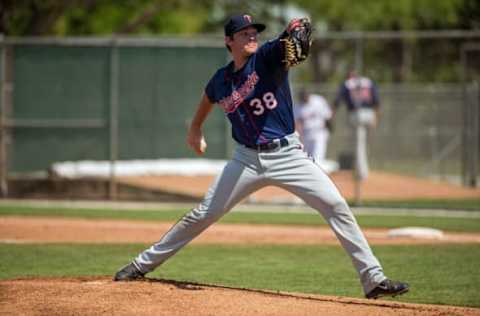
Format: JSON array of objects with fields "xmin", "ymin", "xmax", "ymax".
[{"xmin": 244, "ymin": 138, "xmax": 289, "ymax": 152}]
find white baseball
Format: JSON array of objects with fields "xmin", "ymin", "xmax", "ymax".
[{"xmin": 200, "ymin": 138, "xmax": 207, "ymax": 153}]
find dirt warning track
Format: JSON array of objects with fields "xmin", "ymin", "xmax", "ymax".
[{"xmin": 1, "ymin": 216, "xmax": 480, "ymax": 245}]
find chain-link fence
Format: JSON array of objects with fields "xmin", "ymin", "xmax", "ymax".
[
  {"xmin": 0, "ymin": 37, "xmax": 231, "ymax": 197},
  {"xmin": 293, "ymin": 83, "xmax": 474, "ymax": 183},
  {"xmin": 0, "ymin": 32, "xmax": 479, "ymax": 199}
]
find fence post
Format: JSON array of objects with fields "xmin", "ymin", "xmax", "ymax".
[
  {"xmin": 0, "ymin": 41, "xmax": 6, "ymax": 197},
  {"xmin": 470, "ymin": 82, "xmax": 479, "ymax": 187},
  {"xmin": 461, "ymin": 43, "xmax": 480, "ymax": 188},
  {"xmin": 0, "ymin": 41, "xmax": 12, "ymax": 197},
  {"xmin": 354, "ymin": 33, "xmax": 364, "ymax": 74},
  {"xmin": 109, "ymin": 39, "xmax": 119, "ymax": 199}
]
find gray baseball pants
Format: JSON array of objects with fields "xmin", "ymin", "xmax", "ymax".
[{"xmin": 134, "ymin": 133, "xmax": 386, "ymax": 294}]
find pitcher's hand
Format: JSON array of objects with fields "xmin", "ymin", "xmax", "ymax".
[{"xmin": 187, "ymin": 128, "xmax": 207, "ymax": 155}]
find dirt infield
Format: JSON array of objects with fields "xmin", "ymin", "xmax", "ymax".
[
  {"xmin": 118, "ymin": 170, "xmax": 480, "ymax": 203},
  {"xmin": 2, "ymin": 277, "xmax": 480, "ymax": 316},
  {"xmin": 2, "ymin": 216, "xmax": 480, "ymax": 245},
  {"xmin": 2, "ymin": 216, "xmax": 480, "ymax": 315}
]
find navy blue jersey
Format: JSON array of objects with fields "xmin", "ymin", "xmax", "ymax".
[
  {"xmin": 334, "ymin": 76, "xmax": 379, "ymax": 112},
  {"xmin": 205, "ymin": 38, "xmax": 295, "ymax": 147}
]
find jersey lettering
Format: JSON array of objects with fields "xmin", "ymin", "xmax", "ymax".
[
  {"xmin": 205, "ymin": 39, "xmax": 295, "ymax": 145},
  {"xmin": 263, "ymin": 92, "xmax": 278, "ymax": 109},
  {"xmin": 249, "ymin": 98, "xmax": 264, "ymax": 115},
  {"xmin": 249, "ymin": 92, "xmax": 278, "ymax": 116},
  {"xmin": 219, "ymin": 72, "xmax": 259, "ymax": 113}
]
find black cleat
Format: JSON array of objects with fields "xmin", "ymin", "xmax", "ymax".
[
  {"xmin": 366, "ymin": 279, "xmax": 409, "ymax": 299},
  {"xmin": 113, "ymin": 262, "xmax": 145, "ymax": 281}
]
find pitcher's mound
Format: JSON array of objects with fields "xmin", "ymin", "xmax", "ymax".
[{"xmin": 1, "ymin": 277, "xmax": 479, "ymax": 316}]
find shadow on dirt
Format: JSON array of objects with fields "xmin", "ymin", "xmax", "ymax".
[{"xmin": 141, "ymin": 277, "xmax": 413, "ymax": 310}]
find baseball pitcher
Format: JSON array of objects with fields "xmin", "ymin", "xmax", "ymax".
[{"xmin": 114, "ymin": 14, "xmax": 408, "ymax": 300}]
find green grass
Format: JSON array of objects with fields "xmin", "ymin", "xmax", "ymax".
[
  {"xmin": 356, "ymin": 198, "xmax": 480, "ymax": 211},
  {"xmin": 1, "ymin": 205, "xmax": 479, "ymax": 232},
  {"xmin": 0, "ymin": 243, "xmax": 479, "ymax": 307},
  {"xmin": 0, "ymin": 205, "xmax": 186, "ymax": 222}
]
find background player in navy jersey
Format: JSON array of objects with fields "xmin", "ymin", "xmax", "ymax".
[
  {"xmin": 331, "ymin": 70, "xmax": 380, "ymax": 181},
  {"xmin": 114, "ymin": 14, "xmax": 409, "ymax": 300}
]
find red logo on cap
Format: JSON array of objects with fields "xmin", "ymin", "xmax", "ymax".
[{"xmin": 244, "ymin": 15, "xmax": 252, "ymax": 23}]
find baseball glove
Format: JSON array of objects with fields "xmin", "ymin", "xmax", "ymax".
[{"xmin": 280, "ymin": 18, "xmax": 313, "ymax": 68}]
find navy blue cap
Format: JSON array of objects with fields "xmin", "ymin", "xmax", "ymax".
[{"xmin": 224, "ymin": 14, "xmax": 266, "ymax": 37}]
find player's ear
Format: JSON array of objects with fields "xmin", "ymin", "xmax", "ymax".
[{"xmin": 224, "ymin": 36, "xmax": 233, "ymax": 52}]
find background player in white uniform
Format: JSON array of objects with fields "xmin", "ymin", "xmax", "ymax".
[
  {"xmin": 114, "ymin": 14, "xmax": 408, "ymax": 300},
  {"xmin": 294, "ymin": 89, "xmax": 332, "ymax": 163}
]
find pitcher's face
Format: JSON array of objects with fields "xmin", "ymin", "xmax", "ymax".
[{"xmin": 226, "ymin": 26, "xmax": 259, "ymax": 56}]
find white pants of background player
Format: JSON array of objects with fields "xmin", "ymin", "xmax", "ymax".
[
  {"xmin": 133, "ymin": 133, "xmax": 386, "ymax": 295},
  {"xmin": 348, "ymin": 108, "xmax": 376, "ymax": 180},
  {"xmin": 303, "ymin": 130, "xmax": 330, "ymax": 163}
]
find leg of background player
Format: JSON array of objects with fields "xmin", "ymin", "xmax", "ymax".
[{"xmin": 356, "ymin": 124, "xmax": 369, "ymax": 180}]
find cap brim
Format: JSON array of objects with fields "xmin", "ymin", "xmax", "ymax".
[
  {"xmin": 232, "ymin": 23, "xmax": 266, "ymax": 36},
  {"xmin": 252, "ymin": 23, "xmax": 266, "ymax": 33}
]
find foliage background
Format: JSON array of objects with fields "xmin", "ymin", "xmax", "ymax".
[
  {"xmin": 2, "ymin": 0, "xmax": 479, "ymax": 36},
  {"xmin": 1, "ymin": 1, "xmax": 479, "ymax": 83}
]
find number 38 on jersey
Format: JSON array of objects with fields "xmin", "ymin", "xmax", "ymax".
[{"xmin": 249, "ymin": 92, "xmax": 278, "ymax": 116}]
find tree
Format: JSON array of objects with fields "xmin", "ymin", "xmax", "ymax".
[
  {"xmin": 1, "ymin": 0, "xmax": 476, "ymax": 82},
  {"xmin": 0, "ymin": 0, "xmax": 215, "ymax": 36},
  {"xmin": 292, "ymin": 0, "xmax": 465, "ymax": 31},
  {"xmin": 290, "ymin": 0, "xmax": 474, "ymax": 82}
]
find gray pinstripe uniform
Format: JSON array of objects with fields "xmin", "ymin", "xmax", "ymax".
[{"xmin": 133, "ymin": 133, "xmax": 386, "ymax": 294}]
